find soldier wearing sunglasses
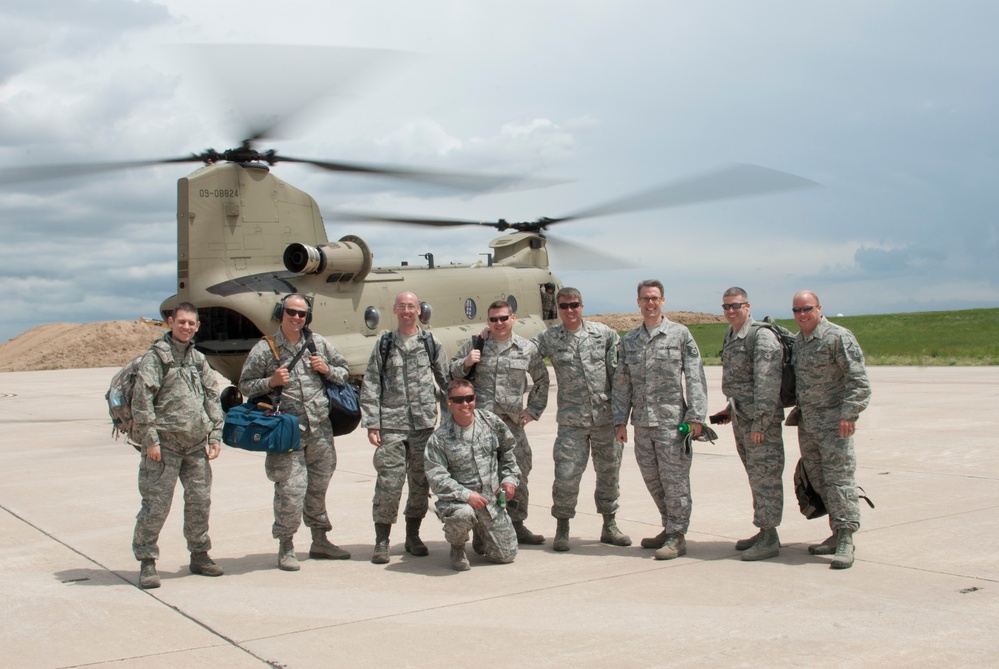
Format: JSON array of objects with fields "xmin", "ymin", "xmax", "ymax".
[
  {"xmin": 448, "ymin": 300, "xmax": 549, "ymax": 545},
  {"xmin": 533, "ymin": 287, "xmax": 631, "ymax": 552},
  {"xmin": 790, "ymin": 290, "xmax": 871, "ymax": 570}
]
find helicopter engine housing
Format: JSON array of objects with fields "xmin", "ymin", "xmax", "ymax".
[{"xmin": 283, "ymin": 235, "xmax": 373, "ymax": 283}]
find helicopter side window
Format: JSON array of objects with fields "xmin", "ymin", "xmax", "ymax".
[
  {"xmin": 364, "ymin": 306, "xmax": 380, "ymax": 330},
  {"xmin": 506, "ymin": 295, "xmax": 518, "ymax": 314},
  {"xmin": 464, "ymin": 298, "xmax": 477, "ymax": 320},
  {"xmin": 419, "ymin": 302, "xmax": 433, "ymax": 325}
]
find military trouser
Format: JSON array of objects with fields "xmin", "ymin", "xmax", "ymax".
[
  {"xmin": 133, "ymin": 440, "xmax": 212, "ymax": 560},
  {"xmin": 732, "ymin": 412, "xmax": 785, "ymax": 530},
  {"xmin": 501, "ymin": 415, "xmax": 533, "ymax": 523},
  {"xmin": 372, "ymin": 428, "xmax": 432, "ymax": 524},
  {"xmin": 797, "ymin": 412, "xmax": 860, "ymax": 532},
  {"xmin": 633, "ymin": 425, "xmax": 692, "ymax": 534},
  {"xmin": 551, "ymin": 422, "xmax": 622, "ymax": 519},
  {"xmin": 267, "ymin": 419, "xmax": 337, "ymax": 540},
  {"xmin": 437, "ymin": 501, "xmax": 517, "ymax": 564}
]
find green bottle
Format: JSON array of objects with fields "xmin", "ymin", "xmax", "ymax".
[
  {"xmin": 677, "ymin": 422, "xmax": 691, "ymax": 435},
  {"xmin": 497, "ymin": 488, "xmax": 507, "ymax": 508}
]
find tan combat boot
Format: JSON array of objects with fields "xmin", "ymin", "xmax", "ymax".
[
  {"xmin": 830, "ymin": 529, "xmax": 855, "ymax": 569},
  {"xmin": 600, "ymin": 514, "xmax": 632, "ymax": 547},
  {"xmin": 734, "ymin": 529, "xmax": 763, "ymax": 551},
  {"xmin": 139, "ymin": 559, "xmax": 160, "ymax": 589},
  {"xmin": 808, "ymin": 534, "xmax": 837, "ymax": 555},
  {"xmin": 189, "ymin": 551, "xmax": 224, "ymax": 576},
  {"xmin": 553, "ymin": 518, "xmax": 570, "ymax": 552},
  {"xmin": 404, "ymin": 517, "xmax": 429, "ymax": 557},
  {"xmin": 371, "ymin": 523, "xmax": 391, "ymax": 564},
  {"xmin": 310, "ymin": 528, "xmax": 351, "ymax": 560},
  {"xmin": 278, "ymin": 539, "xmax": 300, "ymax": 571},
  {"xmin": 450, "ymin": 543, "xmax": 470, "ymax": 571},
  {"xmin": 513, "ymin": 521, "xmax": 545, "ymax": 545},
  {"xmin": 741, "ymin": 528, "xmax": 780, "ymax": 562},
  {"xmin": 654, "ymin": 532, "xmax": 687, "ymax": 560}
]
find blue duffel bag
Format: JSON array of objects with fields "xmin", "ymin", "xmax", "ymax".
[{"xmin": 222, "ymin": 402, "xmax": 301, "ymax": 454}]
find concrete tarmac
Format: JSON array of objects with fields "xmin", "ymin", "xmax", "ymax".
[{"xmin": 1, "ymin": 367, "xmax": 996, "ymax": 668}]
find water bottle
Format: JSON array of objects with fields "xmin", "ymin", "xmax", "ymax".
[
  {"xmin": 677, "ymin": 422, "xmax": 691, "ymax": 435},
  {"xmin": 497, "ymin": 488, "xmax": 507, "ymax": 508}
]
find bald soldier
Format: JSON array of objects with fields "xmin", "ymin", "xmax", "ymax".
[
  {"xmin": 360, "ymin": 291, "xmax": 448, "ymax": 564},
  {"xmin": 791, "ymin": 290, "xmax": 871, "ymax": 569}
]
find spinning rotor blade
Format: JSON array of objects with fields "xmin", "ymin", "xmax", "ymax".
[
  {"xmin": 327, "ymin": 210, "xmax": 498, "ymax": 228},
  {"xmin": 0, "ymin": 156, "xmax": 203, "ymax": 185},
  {"xmin": 544, "ymin": 232, "xmax": 638, "ymax": 271}
]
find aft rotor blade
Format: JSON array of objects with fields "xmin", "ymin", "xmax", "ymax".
[
  {"xmin": 0, "ymin": 156, "xmax": 202, "ymax": 185},
  {"xmin": 556, "ymin": 163, "xmax": 818, "ymax": 224},
  {"xmin": 331, "ymin": 210, "xmax": 500, "ymax": 228},
  {"xmin": 545, "ymin": 232, "xmax": 639, "ymax": 271},
  {"xmin": 290, "ymin": 157, "xmax": 565, "ymax": 193}
]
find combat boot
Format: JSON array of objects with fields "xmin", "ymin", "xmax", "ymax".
[
  {"xmin": 553, "ymin": 518, "xmax": 570, "ymax": 552},
  {"xmin": 641, "ymin": 528, "xmax": 670, "ymax": 549},
  {"xmin": 309, "ymin": 528, "xmax": 351, "ymax": 560},
  {"xmin": 371, "ymin": 522, "xmax": 391, "ymax": 564},
  {"xmin": 654, "ymin": 532, "xmax": 687, "ymax": 560},
  {"xmin": 735, "ymin": 530, "xmax": 762, "ymax": 551},
  {"xmin": 450, "ymin": 543, "xmax": 470, "ymax": 572},
  {"xmin": 741, "ymin": 528, "xmax": 780, "ymax": 562},
  {"xmin": 404, "ymin": 517, "xmax": 429, "ymax": 557},
  {"xmin": 830, "ymin": 529, "xmax": 855, "ymax": 570},
  {"xmin": 189, "ymin": 551, "xmax": 224, "ymax": 576},
  {"xmin": 600, "ymin": 514, "xmax": 632, "ymax": 546},
  {"xmin": 472, "ymin": 527, "xmax": 486, "ymax": 555},
  {"xmin": 513, "ymin": 521, "xmax": 545, "ymax": 545},
  {"xmin": 139, "ymin": 559, "xmax": 160, "ymax": 589},
  {"xmin": 278, "ymin": 539, "xmax": 300, "ymax": 571},
  {"xmin": 808, "ymin": 534, "xmax": 838, "ymax": 555}
]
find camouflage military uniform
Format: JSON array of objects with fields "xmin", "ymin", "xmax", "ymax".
[
  {"xmin": 793, "ymin": 317, "xmax": 871, "ymax": 532},
  {"xmin": 360, "ymin": 329, "xmax": 448, "ymax": 525},
  {"xmin": 425, "ymin": 409, "xmax": 521, "ymax": 563},
  {"xmin": 721, "ymin": 317, "xmax": 785, "ymax": 530},
  {"xmin": 132, "ymin": 333, "xmax": 224, "ymax": 560},
  {"xmin": 239, "ymin": 330, "xmax": 349, "ymax": 540},
  {"xmin": 612, "ymin": 317, "xmax": 707, "ymax": 534},
  {"xmin": 534, "ymin": 320, "xmax": 621, "ymax": 519},
  {"xmin": 448, "ymin": 334, "xmax": 549, "ymax": 523}
]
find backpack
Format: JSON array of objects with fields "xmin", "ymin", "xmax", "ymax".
[
  {"xmin": 746, "ymin": 317, "xmax": 797, "ymax": 408},
  {"xmin": 107, "ymin": 356, "xmax": 145, "ymax": 450}
]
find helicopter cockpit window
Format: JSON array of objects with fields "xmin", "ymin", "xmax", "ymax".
[
  {"xmin": 464, "ymin": 298, "xmax": 477, "ymax": 320},
  {"xmin": 506, "ymin": 295, "xmax": 518, "ymax": 313},
  {"xmin": 364, "ymin": 306, "xmax": 380, "ymax": 331},
  {"xmin": 419, "ymin": 302, "xmax": 433, "ymax": 325}
]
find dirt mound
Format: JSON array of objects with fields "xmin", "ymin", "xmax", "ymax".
[
  {"xmin": 0, "ymin": 321, "xmax": 165, "ymax": 372},
  {"xmin": 587, "ymin": 312, "xmax": 725, "ymax": 331}
]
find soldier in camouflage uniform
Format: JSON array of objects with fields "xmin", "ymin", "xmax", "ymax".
[
  {"xmin": 612, "ymin": 280, "xmax": 708, "ymax": 560},
  {"xmin": 713, "ymin": 287, "xmax": 785, "ymax": 561},
  {"xmin": 360, "ymin": 290, "xmax": 448, "ymax": 564},
  {"xmin": 131, "ymin": 302, "xmax": 225, "ymax": 589},
  {"xmin": 791, "ymin": 290, "xmax": 871, "ymax": 570},
  {"xmin": 449, "ymin": 300, "xmax": 549, "ymax": 545},
  {"xmin": 534, "ymin": 287, "xmax": 631, "ymax": 552},
  {"xmin": 425, "ymin": 379, "xmax": 521, "ymax": 571},
  {"xmin": 239, "ymin": 294, "xmax": 352, "ymax": 571}
]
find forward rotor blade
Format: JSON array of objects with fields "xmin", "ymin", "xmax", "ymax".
[
  {"xmin": 0, "ymin": 156, "xmax": 202, "ymax": 185},
  {"xmin": 286, "ymin": 156, "xmax": 566, "ymax": 193},
  {"xmin": 544, "ymin": 232, "xmax": 639, "ymax": 271},
  {"xmin": 557, "ymin": 163, "xmax": 818, "ymax": 224}
]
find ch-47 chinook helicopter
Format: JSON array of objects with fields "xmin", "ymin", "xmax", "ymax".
[{"xmin": 0, "ymin": 46, "xmax": 814, "ymax": 391}]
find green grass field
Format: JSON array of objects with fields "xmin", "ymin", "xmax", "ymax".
[{"xmin": 682, "ymin": 308, "xmax": 999, "ymax": 366}]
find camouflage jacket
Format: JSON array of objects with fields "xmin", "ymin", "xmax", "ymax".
[
  {"xmin": 792, "ymin": 317, "xmax": 871, "ymax": 422},
  {"xmin": 132, "ymin": 333, "xmax": 224, "ymax": 452},
  {"xmin": 534, "ymin": 320, "xmax": 619, "ymax": 427},
  {"xmin": 721, "ymin": 316, "xmax": 785, "ymax": 431},
  {"xmin": 238, "ymin": 329, "xmax": 349, "ymax": 434},
  {"xmin": 359, "ymin": 329, "xmax": 448, "ymax": 431},
  {"xmin": 612, "ymin": 317, "xmax": 708, "ymax": 428},
  {"xmin": 425, "ymin": 409, "xmax": 521, "ymax": 519},
  {"xmin": 448, "ymin": 333, "xmax": 549, "ymax": 422}
]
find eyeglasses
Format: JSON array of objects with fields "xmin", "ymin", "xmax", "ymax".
[
  {"xmin": 639, "ymin": 296, "xmax": 663, "ymax": 303},
  {"xmin": 448, "ymin": 395, "xmax": 476, "ymax": 404},
  {"xmin": 721, "ymin": 302, "xmax": 747, "ymax": 311},
  {"xmin": 284, "ymin": 308, "xmax": 308, "ymax": 319},
  {"xmin": 558, "ymin": 301, "xmax": 582, "ymax": 310},
  {"xmin": 489, "ymin": 315, "xmax": 511, "ymax": 323},
  {"xmin": 792, "ymin": 305, "xmax": 817, "ymax": 314}
]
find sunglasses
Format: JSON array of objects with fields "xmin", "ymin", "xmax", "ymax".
[
  {"xmin": 721, "ymin": 302, "xmax": 747, "ymax": 311},
  {"xmin": 448, "ymin": 395, "xmax": 476, "ymax": 404},
  {"xmin": 489, "ymin": 315, "xmax": 511, "ymax": 323},
  {"xmin": 558, "ymin": 301, "xmax": 582, "ymax": 310},
  {"xmin": 792, "ymin": 305, "xmax": 817, "ymax": 314},
  {"xmin": 284, "ymin": 307, "xmax": 308, "ymax": 319}
]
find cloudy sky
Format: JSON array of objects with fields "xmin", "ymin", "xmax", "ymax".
[{"xmin": 1, "ymin": 0, "xmax": 996, "ymax": 342}]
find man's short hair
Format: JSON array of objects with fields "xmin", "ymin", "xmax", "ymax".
[
  {"xmin": 488, "ymin": 300, "xmax": 512, "ymax": 313},
  {"xmin": 723, "ymin": 286, "xmax": 748, "ymax": 300},
  {"xmin": 556, "ymin": 287, "xmax": 581, "ymax": 303},
  {"xmin": 447, "ymin": 378, "xmax": 475, "ymax": 394},
  {"xmin": 173, "ymin": 302, "xmax": 199, "ymax": 319},
  {"xmin": 637, "ymin": 279, "xmax": 664, "ymax": 298}
]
